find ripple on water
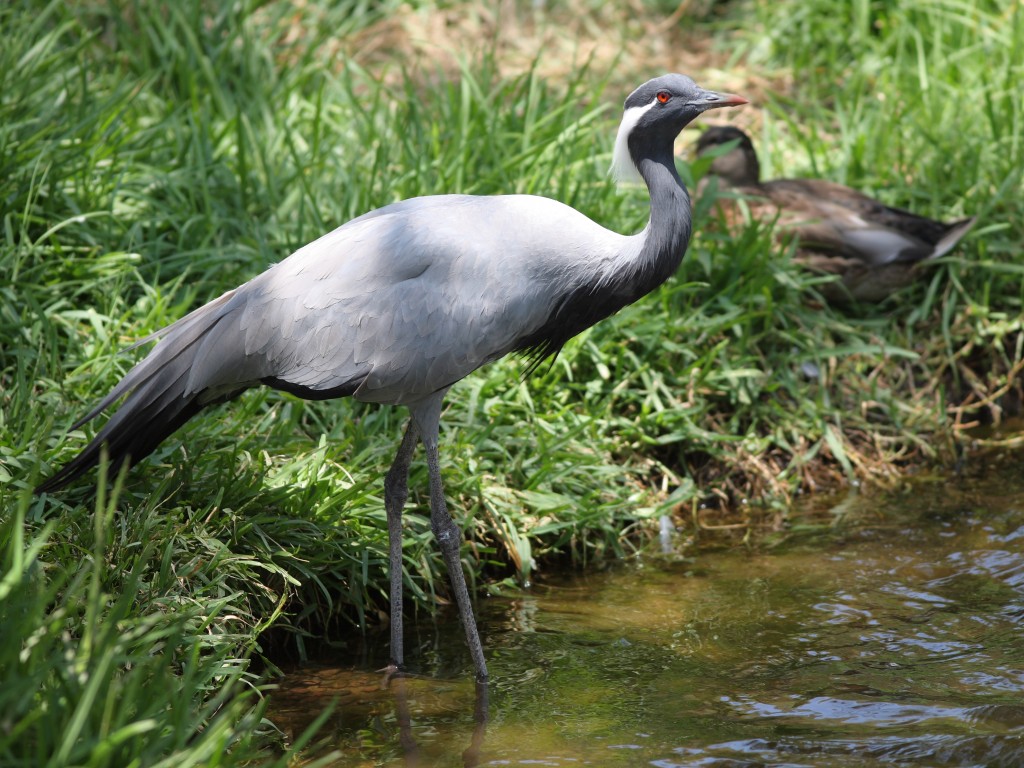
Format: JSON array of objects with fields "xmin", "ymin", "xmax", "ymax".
[
  {"xmin": 652, "ymin": 734, "xmax": 1024, "ymax": 768},
  {"xmin": 723, "ymin": 693, "xmax": 989, "ymax": 727}
]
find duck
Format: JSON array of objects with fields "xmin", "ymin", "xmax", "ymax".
[{"xmin": 695, "ymin": 125, "xmax": 975, "ymax": 303}]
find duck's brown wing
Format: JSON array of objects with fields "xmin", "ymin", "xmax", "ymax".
[
  {"xmin": 752, "ymin": 180, "xmax": 973, "ymax": 266},
  {"xmin": 763, "ymin": 179, "xmax": 974, "ymax": 260}
]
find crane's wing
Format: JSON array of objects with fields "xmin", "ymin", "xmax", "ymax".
[
  {"xmin": 38, "ymin": 194, "xmax": 629, "ymax": 492},
  {"xmin": 184, "ymin": 194, "xmax": 628, "ymax": 404}
]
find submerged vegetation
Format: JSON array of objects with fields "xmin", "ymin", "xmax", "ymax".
[{"xmin": 1, "ymin": 0, "xmax": 1022, "ymax": 763}]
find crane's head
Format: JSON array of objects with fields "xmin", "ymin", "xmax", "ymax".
[
  {"xmin": 612, "ymin": 74, "xmax": 748, "ymax": 185},
  {"xmin": 694, "ymin": 125, "xmax": 760, "ymax": 187}
]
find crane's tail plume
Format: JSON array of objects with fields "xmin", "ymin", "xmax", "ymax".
[{"xmin": 35, "ymin": 292, "xmax": 245, "ymax": 494}]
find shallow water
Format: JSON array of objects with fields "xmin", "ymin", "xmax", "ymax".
[{"xmin": 269, "ymin": 456, "xmax": 1024, "ymax": 766}]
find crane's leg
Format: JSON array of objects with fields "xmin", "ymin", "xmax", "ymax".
[
  {"xmin": 410, "ymin": 396, "xmax": 489, "ymax": 682},
  {"xmin": 384, "ymin": 423, "xmax": 418, "ymax": 671},
  {"xmin": 422, "ymin": 436, "xmax": 489, "ymax": 681}
]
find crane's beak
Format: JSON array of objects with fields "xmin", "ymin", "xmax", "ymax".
[{"xmin": 693, "ymin": 89, "xmax": 749, "ymax": 113}]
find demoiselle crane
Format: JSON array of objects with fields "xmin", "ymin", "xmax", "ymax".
[{"xmin": 36, "ymin": 74, "xmax": 747, "ymax": 681}]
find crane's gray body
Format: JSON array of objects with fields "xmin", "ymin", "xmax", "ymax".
[
  {"xmin": 176, "ymin": 194, "xmax": 636, "ymax": 406},
  {"xmin": 37, "ymin": 74, "xmax": 747, "ymax": 682},
  {"xmin": 65, "ymin": 186, "xmax": 684, "ymax": 476}
]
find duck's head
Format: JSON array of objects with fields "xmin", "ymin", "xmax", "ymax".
[{"xmin": 695, "ymin": 125, "xmax": 760, "ymax": 187}]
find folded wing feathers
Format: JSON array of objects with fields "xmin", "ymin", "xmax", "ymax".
[
  {"xmin": 36, "ymin": 355, "xmax": 205, "ymax": 492},
  {"xmin": 38, "ymin": 290, "xmax": 259, "ymax": 492}
]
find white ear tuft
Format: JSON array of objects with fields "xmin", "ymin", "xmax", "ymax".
[{"xmin": 610, "ymin": 100, "xmax": 656, "ymax": 186}]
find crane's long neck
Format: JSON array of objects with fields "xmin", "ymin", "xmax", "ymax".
[
  {"xmin": 511, "ymin": 139, "xmax": 693, "ymax": 370},
  {"xmin": 629, "ymin": 145, "xmax": 693, "ymax": 292}
]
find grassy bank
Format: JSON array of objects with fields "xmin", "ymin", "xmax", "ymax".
[{"xmin": 2, "ymin": 0, "xmax": 1022, "ymax": 763}]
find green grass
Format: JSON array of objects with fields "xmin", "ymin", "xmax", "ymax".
[{"xmin": 2, "ymin": 0, "xmax": 1022, "ymax": 763}]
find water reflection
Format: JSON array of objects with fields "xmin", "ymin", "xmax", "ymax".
[{"xmin": 269, "ymin": 461, "xmax": 1024, "ymax": 766}]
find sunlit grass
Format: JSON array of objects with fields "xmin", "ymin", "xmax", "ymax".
[{"xmin": 2, "ymin": 0, "xmax": 1022, "ymax": 762}]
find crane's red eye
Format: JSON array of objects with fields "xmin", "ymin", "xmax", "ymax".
[{"xmin": 656, "ymin": 91, "xmax": 671, "ymax": 104}]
